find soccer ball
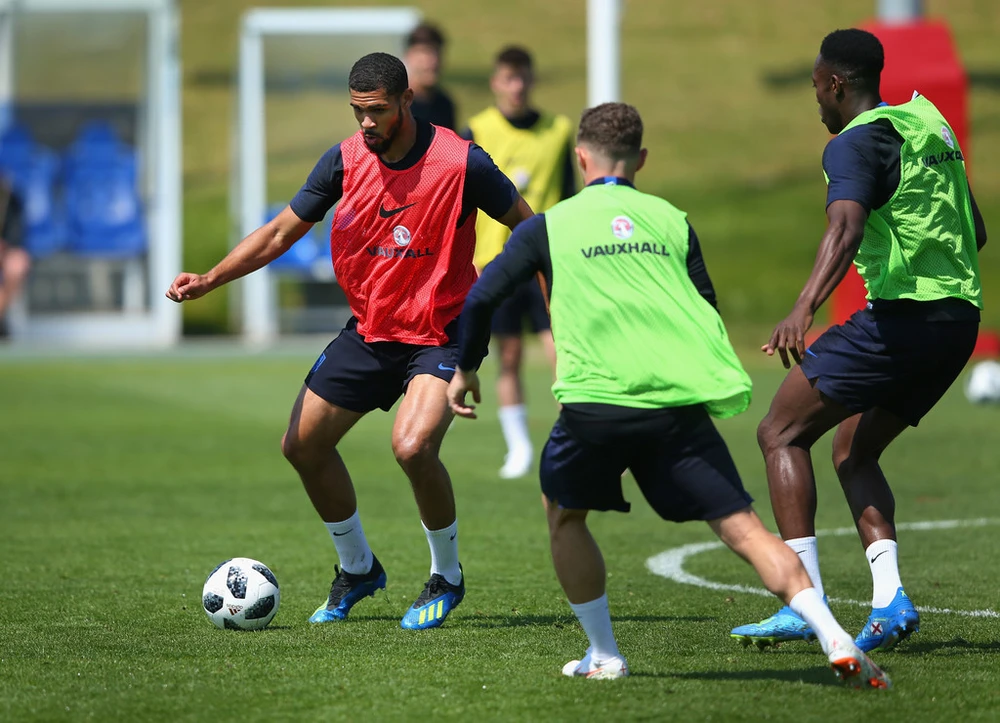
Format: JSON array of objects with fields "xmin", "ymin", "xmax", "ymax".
[
  {"xmin": 964, "ymin": 360, "xmax": 1000, "ymax": 404},
  {"xmin": 202, "ymin": 557, "xmax": 280, "ymax": 631}
]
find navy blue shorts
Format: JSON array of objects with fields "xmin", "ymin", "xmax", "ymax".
[
  {"xmin": 540, "ymin": 404, "xmax": 753, "ymax": 522},
  {"xmin": 801, "ymin": 307, "xmax": 978, "ymax": 426},
  {"xmin": 305, "ymin": 317, "xmax": 464, "ymax": 413},
  {"xmin": 491, "ymin": 277, "xmax": 551, "ymax": 336}
]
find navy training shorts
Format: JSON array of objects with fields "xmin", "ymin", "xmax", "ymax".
[
  {"xmin": 800, "ymin": 305, "xmax": 978, "ymax": 427},
  {"xmin": 305, "ymin": 316, "xmax": 465, "ymax": 413},
  {"xmin": 491, "ymin": 277, "xmax": 551, "ymax": 336},
  {"xmin": 540, "ymin": 403, "xmax": 753, "ymax": 523}
]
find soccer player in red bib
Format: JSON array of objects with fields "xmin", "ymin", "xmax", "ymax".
[{"xmin": 166, "ymin": 53, "xmax": 532, "ymax": 630}]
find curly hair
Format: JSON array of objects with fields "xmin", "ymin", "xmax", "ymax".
[
  {"xmin": 348, "ymin": 52, "xmax": 408, "ymax": 97},
  {"xmin": 819, "ymin": 28, "xmax": 884, "ymax": 93}
]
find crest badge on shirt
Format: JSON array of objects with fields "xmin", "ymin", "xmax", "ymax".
[
  {"xmin": 393, "ymin": 225, "xmax": 412, "ymax": 247},
  {"xmin": 611, "ymin": 215, "xmax": 634, "ymax": 240},
  {"xmin": 941, "ymin": 126, "xmax": 955, "ymax": 150}
]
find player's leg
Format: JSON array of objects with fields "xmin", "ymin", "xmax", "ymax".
[
  {"xmin": 712, "ymin": 507, "xmax": 889, "ymax": 689},
  {"xmin": 393, "ymin": 371, "xmax": 466, "ymax": 629},
  {"xmin": 627, "ymin": 407, "xmax": 887, "ymax": 688},
  {"xmin": 724, "ymin": 368, "xmax": 852, "ymax": 645},
  {"xmin": 286, "ymin": 325, "xmax": 397, "ymax": 623},
  {"xmin": 834, "ymin": 315, "xmax": 976, "ymax": 651},
  {"xmin": 832, "ymin": 408, "xmax": 919, "ymax": 652},
  {"xmin": 541, "ymin": 415, "xmax": 630, "ymax": 679},
  {"xmin": 0, "ymin": 245, "xmax": 30, "ymax": 318},
  {"xmin": 493, "ymin": 281, "xmax": 533, "ymax": 478}
]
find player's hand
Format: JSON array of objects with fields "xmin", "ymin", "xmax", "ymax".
[
  {"xmin": 762, "ymin": 303, "xmax": 814, "ymax": 368},
  {"xmin": 166, "ymin": 272, "xmax": 212, "ymax": 303},
  {"xmin": 447, "ymin": 368, "xmax": 481, "ymax": 419}
]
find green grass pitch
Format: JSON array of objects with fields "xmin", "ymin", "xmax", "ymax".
[{"xmin": 2, "ymin": 349, "xmax": 999, "ymax": 721}]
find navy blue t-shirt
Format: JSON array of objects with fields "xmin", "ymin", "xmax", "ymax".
[
  {"xmin": 289, "ymin": 120, "xmax": 518, "ymax": 228},
  {"xmin": 410, "ymin": 88, "xmax": 457, "ymax": 130},
  {"xmin": 823, "ymin": 117, "xmax": 903, "ymax": 212}
]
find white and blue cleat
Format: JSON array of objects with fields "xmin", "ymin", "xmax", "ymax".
[
  {"xmin": 309, "ymin": 555, "xmax": 387, "ymax": 623},
  {"xmin": 400, "ymin": 567, "xmax": 465, "ymax": 630},
  {"xmin": 730, "ymin": 605, "xmax": 818, "ymax": 648},
  {"xmin": 855, "ymin": 587, "xmax": 920, "ymax": 652}
]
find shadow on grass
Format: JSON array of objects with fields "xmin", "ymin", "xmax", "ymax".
[
  {"xmin": 895, "ymin": 637, "xmax": 1000, "ymax": 656},
  {"xmin": 651, "ymin": 667, "xmax": 842, "ymax": 686},
  {"xmin": 461, "ymin": 613, "xmax": 715, "ymax": 629}
]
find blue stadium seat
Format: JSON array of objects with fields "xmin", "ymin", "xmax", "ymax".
[
  {"xmin": 63, "ymin": 122, "xmax": 146, "ymax": 257},
  {"xmin": 266, "ymin": 204, "xmax": 333, "ymax": 277},
  {"xmin": 0, "ymin": 124, "xmax": 66, "ymax": 257}
]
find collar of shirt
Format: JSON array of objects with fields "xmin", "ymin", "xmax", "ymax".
[{"xmin": 586, "ymin": 176, "xmax": 634, "ymax": 189}]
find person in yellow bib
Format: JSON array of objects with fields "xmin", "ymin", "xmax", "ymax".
[{"xmin": 460, "ymin": 46, "xmax": 576, "ymax": 479}]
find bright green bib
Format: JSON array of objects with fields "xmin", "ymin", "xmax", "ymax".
[
  {"xmin": 834, "ymin": 96, "xmax": 981, "ymax": 306},
  {"xmin": 545, "ymin": 184, "xmax": 751, "ymax": 418}
]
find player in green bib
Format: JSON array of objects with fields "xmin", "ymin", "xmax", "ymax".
[
  {"xmin": 732, "ymin": 29, "xmax": 988, "ymax": 652},
  {"xmin": 447, "ymin": 102, "xmax": 889, "ymax": 688}
]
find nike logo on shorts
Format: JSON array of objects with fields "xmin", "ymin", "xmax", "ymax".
[
  {"xmin": 437, "ymin": 363, "xmax": 456, "ymax": 372},
  {"xmin": 378, "ymin": 202, "xmax": 416, "ymax": 218}
]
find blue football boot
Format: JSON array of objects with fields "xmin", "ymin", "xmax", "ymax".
[
  {"xmin": 730, "ymin": 605, "xmax": 818, "ymax": 648},
  {"xmin": 308, "ymin": 555, "xmax": 387, "ymax": 623},
  {"xmin": 855, "ymin": 587, "xmax": 920, "ymax": 652},
  {"xmin": 401, "ymin": 566, "xmax": 465, "ymax": 630}
]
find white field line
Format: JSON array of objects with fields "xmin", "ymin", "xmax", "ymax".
[{"xmin": 645, "ymin": 518, "xmax": 1000, "ymax": 618}]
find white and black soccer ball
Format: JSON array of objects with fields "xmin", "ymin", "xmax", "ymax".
[
  {"xmin": 965, "ymin": 360, "xmax": 1000, "ymax": 404},
  {"xmin": 202, "ymin": 557, "xmax": 280, "ymax": 631}
]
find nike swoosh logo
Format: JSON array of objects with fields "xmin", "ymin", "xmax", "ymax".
[
  {"xmin": 332, "ymin": 528, "xmax": 354, "ymax": 537},
  {"xmin": 378, "ymin": 202, "xmax": 416, "ymax": 218},
  {"xmin": 449, "ymin": 534, "xmax": 456, "ymax": 541},
  {"xmin": 437, "ymin": 363, "xmax": 456, "ymax": 371},
  {"xmin": 869, "ymin": 550, "xmax": 888, "ymax": 564}
]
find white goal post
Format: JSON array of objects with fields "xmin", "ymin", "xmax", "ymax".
[{"xmin": 235, "ymin": 7, "xmax": 421, "ymax": 345}]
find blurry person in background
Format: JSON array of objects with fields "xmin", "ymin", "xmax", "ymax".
[
  {"xmin": 0, "ymin": 177, "xmax": 29, "ymax": 336},
  {"xmin": 461, "ymin": 46, "xmax": 575, "ymax": 478},
  {"xmin": 404, "ymin": 22, "xmax": 457, "ymax": 130}
]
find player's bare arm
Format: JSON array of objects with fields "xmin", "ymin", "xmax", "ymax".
[
  {"xmin": 166, "ymin": 206, "xmax": 314, "ymax": 302},
  {"xmin": 497, "ymin": 196, "xmax": 534, "ymax": 231},
  {"xmin": 970, "ymin": 190, "xmax": 987, "ymax": 251},
  {"xmin": 763, "ymin": 199, "xmax": 867, "ymax": 368}
]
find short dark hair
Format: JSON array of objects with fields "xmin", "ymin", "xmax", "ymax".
[
  {"xmin": 819, "ymin": 28, "xmax": 884, "ymax": 93},
  {"xmin": 577, "ymin": 103, "xmax": 643, "ymax": 160},
  {"xmin": 495, "ymin": 45, "xmax": 533, "ymax": 71},
  {"xmin": 406, "ymin": 22, "xmax": 445, "ymax": 50},
  {"xmin": 348, "ymin": 52, "xmax": 408, "ymax": 96}
]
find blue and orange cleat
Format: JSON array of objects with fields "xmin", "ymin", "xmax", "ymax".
[
  {"xmin": 730, "ymin": 606, "xmax": 818, "ymax": 648},
  {"xmin": 400, "ymin": 566, "xmax": 465, "ymax": 630},
  {"xmin": 308, "ymin": 555, "xmax": 387, "ymax": 623},
  {"xmin": 855, "ymin": 587, "xmax": 920, "ymax": 652}
]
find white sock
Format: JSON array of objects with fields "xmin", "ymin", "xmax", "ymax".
[
  {"xmin": 866, "ymin": 539, "xmax": 902, "ymax": 608},
  {"xmin": 785, "ymin": 536, "xmax": 824, "ymax": 599},
  {"xmin": 789, "ymin": 587, "xmax": 850, "ymax": 657},
  {"xmin": 324, "ymin": 511, "xmax": 373, "ymax": 575},
  {"xmin": 498, "ymin": 404, "xmax": 531, "ymax": 456},
  {"xmin": 568, "ymin": 594, "xmax": 621, "ymax": 662},
  {"xmin": 423, "ymin": 520, "xmax": 462, "ymax": 586}
]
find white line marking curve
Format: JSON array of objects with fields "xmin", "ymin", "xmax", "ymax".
[{"xmin": 645, "ymin": 517, "xmax": 1000, "ymax": 618}]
